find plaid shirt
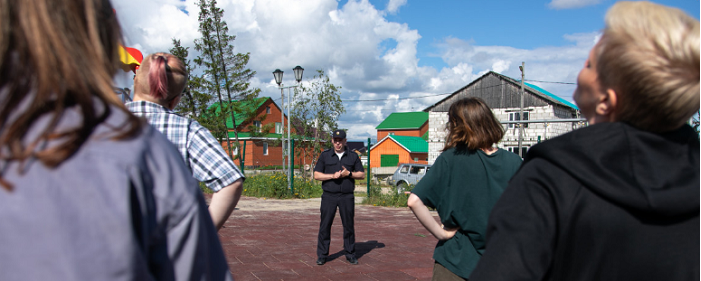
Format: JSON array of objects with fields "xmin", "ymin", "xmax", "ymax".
[{"xmin": 126, "ymin": 101, "xmax": 243, "ymax": 192}]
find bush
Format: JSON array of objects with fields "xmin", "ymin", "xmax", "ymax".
[
  {"xmin": 361, "ymin": 184, "xmax": 414, "ymax": 208},
  {"xmin": 242, "ymin": 172, "xmax": 323, "ymax": 199}
]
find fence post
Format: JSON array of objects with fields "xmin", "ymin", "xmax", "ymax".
[
  {"xmin": 367, "ymin": 138, "xmax": 371, "ymax": 195},
  {"xmin": 290, "ymin": 139, "xmax": 295, "ymax": 195},
  {"xmin": 240, "ymin": 140, "xmax": 246, "ymax": 173}
]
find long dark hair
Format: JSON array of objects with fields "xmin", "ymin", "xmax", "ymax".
[
  {"xmin": 0, "ymin": 0, "xmax": 142, "ymax": 190},
  {"xmin": 443, "ymin": 97, "xmax": 504, "ymax": 151}
]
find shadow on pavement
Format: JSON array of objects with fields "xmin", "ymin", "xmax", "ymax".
[{"xmin": 327, "ymin": 240, "xmax": 386, "ymax": 261}]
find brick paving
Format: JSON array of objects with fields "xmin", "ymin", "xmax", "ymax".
[{"xmin": 214, "ymin": 196, "xmax": 438, "ymax": 281}]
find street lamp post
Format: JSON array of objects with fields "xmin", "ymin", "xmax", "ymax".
[
  {"xmin": 273, "ymin": 69, "xmax": 285, "ymax": 175},
  {"xmin": 273, "ymin": 66, "xmax": 304, "ymax": 192}
]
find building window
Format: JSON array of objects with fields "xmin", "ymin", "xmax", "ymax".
[
  {"xmin": 509, "ymin": 112, "xmax": 529, "ymax": 128},
  {"xmin": 275, "ymin": 122, "xmax": 282, "ymax": 134},
  {"xmin": 266, "ymin": 106, "xmax": 271, "ymax": 114},
  {"xmin": 263, "ymin": 142, "xmax": 268, "ymax": 155},
  {"xmin": 253, "ymin": 120, "xmax": 261, "ymax": 132}
]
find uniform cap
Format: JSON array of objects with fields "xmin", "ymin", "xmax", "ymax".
[{"xmin": 332, "ymin": 129, "xmax": 346, "ymax": 139}]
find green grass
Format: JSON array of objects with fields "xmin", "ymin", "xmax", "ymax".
[
  {"xmin": 241, "ymin": 172, "xmax": 323, "ymax": 199},
  {"xmin": 361, "ymin": 184, "xmax": 414, "ymax": 208}
]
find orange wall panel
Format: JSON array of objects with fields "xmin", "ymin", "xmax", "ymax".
[
  {"xmin": 377, "ymin": 129, "xmax": 423, "ymax": 140},
  {"xmin": 369, "ymin": 139, "xmax": 429, "ymax": 168}
]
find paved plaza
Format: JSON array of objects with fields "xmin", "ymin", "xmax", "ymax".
[{"xmin": 213, "ymin": 195, "xmax": 439, "ymax": 281}]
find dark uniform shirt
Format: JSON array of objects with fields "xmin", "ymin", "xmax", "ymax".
[{"xmin": 314, "ymin": 147, "xmax": 364, "ymax": 194}]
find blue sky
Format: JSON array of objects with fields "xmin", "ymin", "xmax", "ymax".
[
  {"xmin": 114, "ymin": 0, "xmax": 699, "ymax": 141},
  {"xmin": 370, "ymin": 0, "xmax": 699, "ymax": 70}
]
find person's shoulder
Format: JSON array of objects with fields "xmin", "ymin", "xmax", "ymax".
[
  {"xmin": 498, "ymin": 148, "xmax": 523, "ymax": 162},
  {"xmin": 347, "ymin": 150, "xmax": 361, "ymax": 159}
]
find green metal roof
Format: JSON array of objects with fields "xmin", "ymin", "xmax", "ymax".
[
  {"xmin": 225, "ymin": 131, "xmax": 318, "ymax": 141},
  {"xmin": 209, "ymin": 97, "xmax": 270, "ymax": 127},
  {"xmin": 375, "ymin": 112, "xmax": 428, "ymax": 130},
  {"xmin": 421, "ymin": 131, "xmax": 428, "ymax": 140},
  {"xmin": 388, "ymin": 135, "xmax": 428, "ymax": 153},
  {"xmin": 524, "ymin": 82, "xmax": 579, "ymax": 110},
  {"xmin": 227, "ymin": 132, "xmax": 281, "ymax": 139}
]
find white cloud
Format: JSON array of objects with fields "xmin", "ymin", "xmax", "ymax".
[
  {"xmin": 548, "ymin": 0, "xmax": 602, "ymax": 10},
  {"xmin": 386, "ymin": 0, "xmax": 407, "ymax": 14},
  {"xmin": 114, "ymin": 0, "xmax": 598, "ymax": 141}
]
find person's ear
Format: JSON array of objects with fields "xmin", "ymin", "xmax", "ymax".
[
  {"xmin": 168, "ymin": 94, "xmax": 181, "ymax": 110},
  {"xmin": 595, "ymin": 88, "xmax": 617, "ymax": 121}
]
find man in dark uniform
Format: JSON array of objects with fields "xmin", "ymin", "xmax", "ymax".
[{"xmin": 314, "ymin": 129, "xmax": 365, "ymax": 266}]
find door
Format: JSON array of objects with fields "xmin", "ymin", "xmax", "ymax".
[{"xmin": 380, "ymin": 154, "xmax": 399, "ymax": 167}]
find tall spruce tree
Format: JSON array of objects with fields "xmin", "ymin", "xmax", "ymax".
[
  {"xmin": 170, "ymin": 39, "xmax": 208, "ymax": 119},
  {"xmin": 193, "ymin": 0, "xmax": 260, "ymax": 159}
]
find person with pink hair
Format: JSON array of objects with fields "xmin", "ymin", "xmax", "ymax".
[{"xmin": 126, "ymin": 52, "xmax": 244, "ymax": 231}]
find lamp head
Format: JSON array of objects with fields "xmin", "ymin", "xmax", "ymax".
[
  {"xmin": 293, "ymin": 66, "xmax": 304, "ymax": 83},
  {"xmin": 273, "ymin": 69, "xmax": 284, "ymax": 86}
]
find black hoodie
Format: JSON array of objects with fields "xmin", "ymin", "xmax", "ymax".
[{"xmin": 470, "ymin": 122, "xmax": 699, "ymax": 281}]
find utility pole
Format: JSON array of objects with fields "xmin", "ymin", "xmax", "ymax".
[{"xmin": 518, "ymin": 62, "xmax": 525, "ymax": 158}]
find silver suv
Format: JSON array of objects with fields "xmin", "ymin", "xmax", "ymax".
[{"xmin": 387, "ymin": 163, "xmax": 431, "ymax": 194}]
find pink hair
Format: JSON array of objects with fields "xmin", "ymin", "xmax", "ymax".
[{"xmin": 148, "ymin": 55, "xmax": 169, "ymax": 100}]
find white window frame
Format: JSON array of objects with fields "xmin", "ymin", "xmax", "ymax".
[
  {"xmin": 263, "ymin": 142, "xmax": 268, "ymax": 155},
  {"xmin": 275, "ymin": 122, "xmax": 282, "ymax": 134},
  {"xmin": 509, "ymin": 111, "xmax": 529, "ymax": 128},
  {"xmin": 266, "ymin": 106, "xmax": 271, "ymax": 114},
  {"xmin": 253, "ymin": 120, "xmax": 262, "ymax": 132}
]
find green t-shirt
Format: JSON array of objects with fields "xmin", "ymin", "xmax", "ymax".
[{"xmin": 412, "ymin": 147, "xmax": 522, "ymax": 279}]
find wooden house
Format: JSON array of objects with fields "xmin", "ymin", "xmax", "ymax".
[
  {"xmin": 370, "ymin": 112, "xmax": 429, "ymax": 168},
  {"xmin": 424, "ymin": 71, "xmax": 581, "ymax": 163},
  {"xmin": 369, "ymin": 135, "xmax": 428, "ymax": 168},
  {"xmin": 375, "ymin": 112, "xmax": 429, "ymax": 140}
]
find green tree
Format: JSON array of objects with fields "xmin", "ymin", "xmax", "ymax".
[
  {"xmin": 169, "ymin": 39, "xmax": 229, "ymax": 141},
  {"xmin": 193, "ymin": 0, "xmax": 261, "ymax": 159},
  {"xmin": 169, "ymin": 39, "xmax": 209, "ymax": 119},
  {"xmin": 292, "ymin": 69, "xmax": 344, "ymax": 178}
]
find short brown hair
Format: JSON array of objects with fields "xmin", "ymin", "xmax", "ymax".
[
  {"xmin": 597, "ymin": 1, "xmax": 699, "ymax": 132},
  {"xmin": 444, "ymin": 97, "xmax": 504, "ymax": 151}
]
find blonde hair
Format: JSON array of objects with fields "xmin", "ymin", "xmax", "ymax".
[
  {"xmin": 444, "ymin": 97, "xmax": 504, "ymax": 151},
  {"xmin": 596, "ymin": 1, "xmax": 700, "ymax": 132},
  {"xmin": 0, "ymin": 0, "xmax": 142, "ymax": 190},
  {"xmin": 134, "ymin": 53, "xmax": 187, "ymax": 103}
]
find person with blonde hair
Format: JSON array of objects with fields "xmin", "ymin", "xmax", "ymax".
[
  {"xmin": 407, "ymin": 97, "xmax": 522, "ymax": 280},
  {"xmin": 0, "ymin": 0, "xmax": 232, "ymax": 280},
  {"xmin": 470, "ymin": 2, "xmax": 699, "ymax": 280},
  {"xmin": 127, "ymin": 53, "xmax": 244, "ymax": 231}
]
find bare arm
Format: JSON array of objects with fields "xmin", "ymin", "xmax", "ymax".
[
  {"xmin": 407, "ymin": 193, "xmax": 458, "ymax": 240},
  {"xmin": 208, "ymin": 179, "xmax": 243, "ymax": 231}
]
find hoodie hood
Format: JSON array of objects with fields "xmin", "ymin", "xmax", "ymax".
[{"xmin": 525, "ymin": 122, "xmax": 699, "ymax": 217}]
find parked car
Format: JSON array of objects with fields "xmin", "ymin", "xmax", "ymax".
[{"xmin": 387, "ymin": 163, "xmax": 431, "ymax": 194}]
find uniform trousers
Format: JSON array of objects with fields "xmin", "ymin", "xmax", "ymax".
[{"xmin": 317, "ymin": 192, "xmax": 355, "ymax": 259}]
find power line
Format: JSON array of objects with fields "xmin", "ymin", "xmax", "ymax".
[
  {"xmin": 525, "ymin": 79, "xmax": 576, "ymax": 85},
  {"xmin": 343, "ymin": 92, "xmax": 451, "ymax": 102}
]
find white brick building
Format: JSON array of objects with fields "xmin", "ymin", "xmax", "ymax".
[{"xmin": 425, "ymin": 71, "xmax": 583, "ymax": 164}]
